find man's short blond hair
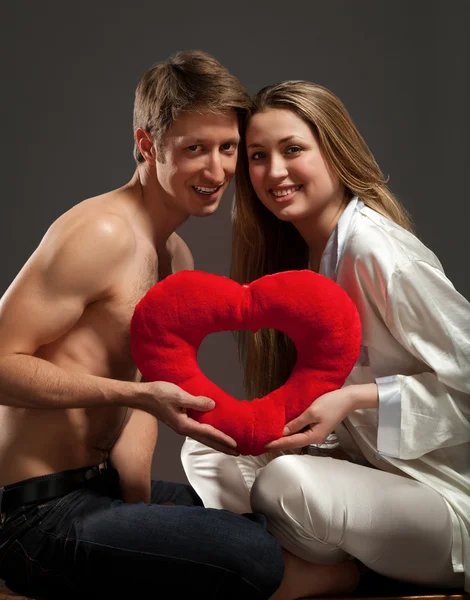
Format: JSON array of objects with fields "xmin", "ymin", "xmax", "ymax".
[{"xmin": 133, "ymin": 50, "xmax": 251, "ymax": 163}]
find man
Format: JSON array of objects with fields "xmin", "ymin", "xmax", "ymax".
[{"xmin": 0, "ymin": 50, "xmax": 284, "ymax": 599}]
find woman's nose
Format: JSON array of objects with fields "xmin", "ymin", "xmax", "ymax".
[{"xmin": 267, "ymin": 156, "xmax": 288, "ymax": 181}]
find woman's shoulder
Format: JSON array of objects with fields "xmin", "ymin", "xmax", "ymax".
[{"xmin": 346, "ymin": 204, "xmax": 444, "ymax": 274}]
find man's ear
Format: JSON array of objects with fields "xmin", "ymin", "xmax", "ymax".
[{"xmin": 135, "ymin": 128, "xmax": 156, "ymax": 163}]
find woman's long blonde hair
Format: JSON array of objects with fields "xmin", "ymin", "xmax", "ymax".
[{"xmin": 232, "ymin": 80, "xmax": 414, "ymax": 399}]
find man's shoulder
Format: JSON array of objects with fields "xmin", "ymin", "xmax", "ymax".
[
  {"xmin": 35, "ymin": 199, "xmax": 138, "ymax": 294},
  {"xmin": 167, "ymin": 233, "xmax": 194, "ymax": 272},
  {"xmin": 46, "ymin": 198, "xmax": 137, "ymax": 262}
]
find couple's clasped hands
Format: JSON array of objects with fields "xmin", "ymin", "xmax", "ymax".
[{"xmin": 139, "ymin": 380, "xmax": 378, "ymax": 455}]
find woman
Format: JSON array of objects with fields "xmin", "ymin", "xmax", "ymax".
[{"xmin": 181, "ymin": 81, "xmax": 470, "ymax": 599}]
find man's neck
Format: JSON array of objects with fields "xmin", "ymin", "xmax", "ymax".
[{"xmin": 123, "ymin": 166, "xmax": 189, "ymax": 249}]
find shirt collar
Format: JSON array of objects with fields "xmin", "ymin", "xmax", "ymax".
[{"xmin": 319, "ymin": 196, "xmax": 362, "ymax": 281}]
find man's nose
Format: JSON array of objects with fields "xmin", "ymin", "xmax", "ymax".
[{"xmin": 203, "ymin": 153, "xmax": 225, "ymax": 184}]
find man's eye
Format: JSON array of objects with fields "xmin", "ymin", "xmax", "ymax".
[
  {"xmin": 188, "ymin": 145, "xmax": 200, "ymax": 152},
  {"xmin": 286, "ymin": 146, "xmax": 303, "ymax": 155},
  {"xmin": 221, "ymin": 143, "xmax": 236, "ymax": 151}
]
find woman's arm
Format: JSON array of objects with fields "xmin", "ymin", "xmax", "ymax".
[
  {"xmin": 267, "ymin": 259, "xmax": 470, "ymax": 456},
  {"xmin": 375, "ymin": 259, "xmax": 470, "ymax": 459}
]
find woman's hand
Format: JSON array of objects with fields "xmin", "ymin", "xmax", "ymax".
[{"xmin": 265, "ymin": 383, "xmax": 379, "ymax": 451}]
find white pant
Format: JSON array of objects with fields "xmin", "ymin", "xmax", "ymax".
[{"xmin": 181, "ymin": 438, "xmax": 463, "ymax": 588}]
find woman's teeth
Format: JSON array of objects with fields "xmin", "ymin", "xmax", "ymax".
[{"xmin": 271, "ymin": 185, "xmax": 301, "ymax": 197}]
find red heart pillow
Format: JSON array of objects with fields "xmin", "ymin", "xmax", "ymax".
[{"xmin": 130, "ymin": 270, "xmax": 361, "ymax": 455}]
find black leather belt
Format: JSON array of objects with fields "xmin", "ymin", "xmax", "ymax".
[{"xmin": 0, "ymin": 463, "xmax": 107, "ymax": 518}]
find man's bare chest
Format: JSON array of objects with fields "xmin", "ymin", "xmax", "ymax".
[
  {"xmin": 98, "ymin": 252, "xmax": 159, "ymax": 358},
  {"xmin": 38, "ymin": 251, "xmax": 160, "ymax": 379}
]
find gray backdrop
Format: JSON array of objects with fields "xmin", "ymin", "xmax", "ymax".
[{"xmin": 2, "ymin": 0, "xmax": 469, "ymax": 484}]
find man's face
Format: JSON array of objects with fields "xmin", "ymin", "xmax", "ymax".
[{"xmin": 155, "ymin": 111, "xmax": 240, "ymax": 217}]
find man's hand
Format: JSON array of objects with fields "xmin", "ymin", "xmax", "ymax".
[
  {"xmin": 138, "ymin": 381, "xmax": 239, "ymax": 456},
  {"xmin": 264, "ymin": 384, "xmax": 379, "ymax": 451}
]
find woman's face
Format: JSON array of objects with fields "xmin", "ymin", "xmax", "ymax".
[{"xmin": 246, "ymin": 108, "xmax": 343, "ymax": 222}]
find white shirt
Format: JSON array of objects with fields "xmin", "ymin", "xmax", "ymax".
[{"xmin": 322, "ymin": 197, "xmax": 470, "ymax": 589}]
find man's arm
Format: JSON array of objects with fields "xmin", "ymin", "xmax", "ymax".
[
  {"xmin": 0, "ymin": 213, "xmax": 140, "ymax": 409},
  {"xmin": 169, "ymin": 233, "xmax": 194, "ymax": 272},
  {"xmin": 0, "ymin": 216, "xmax": 239, "ymax": 453},
  {"xmin": 108, "ymin": 408, "xmax": 158, "ymax": 503}
]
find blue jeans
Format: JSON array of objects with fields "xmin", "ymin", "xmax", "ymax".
[{"xmin": 0, "ymin": 468, "xmax": 284, "ymax": 599}]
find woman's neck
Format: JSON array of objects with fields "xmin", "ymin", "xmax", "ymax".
[{"xmin": 294, "ymin": 191, "xmax": 350, "ymax": 271}]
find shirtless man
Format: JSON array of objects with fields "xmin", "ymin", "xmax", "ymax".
[{"xmin": 0, "ymin": 50, "xmax": 284, "ymax": 599}]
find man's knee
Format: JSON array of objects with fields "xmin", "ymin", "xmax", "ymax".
[
  {"xmin": 245, "ymin": 525, "xmax": 284, "ymax": 597},
  {"xmin": 150, "ymin": 479, "xmax": 203, "ymax": 506},
  {"xmin": 200, "ymin": 509, "xmax": 284, "ymax": 598}
]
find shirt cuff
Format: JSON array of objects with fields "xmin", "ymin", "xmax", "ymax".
[{"xmin": 376, "ymin": 375, "xmax": 401, "ymax": 457}]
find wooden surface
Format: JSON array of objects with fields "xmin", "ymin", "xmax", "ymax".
[
  {"xmin": 0, "ymin": 579, "xmax": 33, "ymax": 600},
  {"xmin": 0, "ymin": 578, "xmax": 468, "ymax": 600},
  {"xmin": 317, "ymin": 596, "xmax": 468, "ymax": 600}
]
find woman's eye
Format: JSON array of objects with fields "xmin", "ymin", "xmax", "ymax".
[
  {"xmin": 286, "ymin": 146, "xmax": 303, "ymax": 154},
  {"xmin": 250, "ymin": 151, "xmax": 265, "ymax": 161}
]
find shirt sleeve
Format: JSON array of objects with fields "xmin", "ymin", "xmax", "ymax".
[{"xmin": 376, "ymin": 259, "xmax": 470, "ymax": 460}]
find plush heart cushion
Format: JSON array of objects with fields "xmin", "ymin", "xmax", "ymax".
[{"xmin": 130, "ymin": 269, "xmax": 361, "ymax": 455}]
